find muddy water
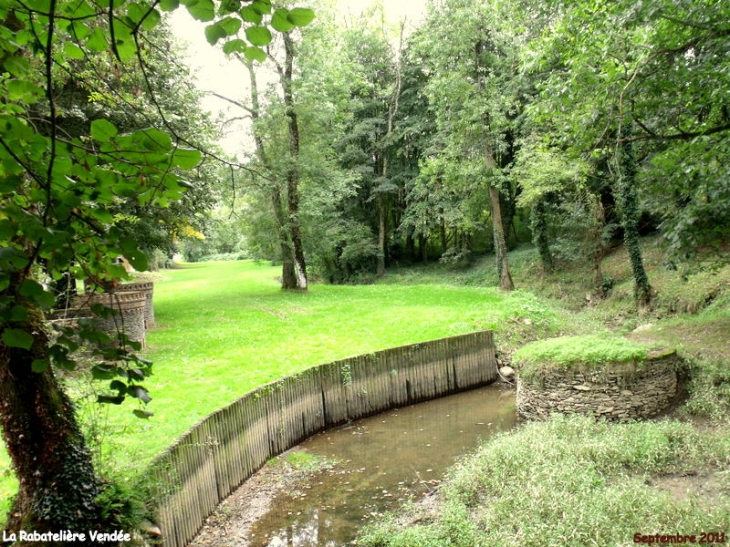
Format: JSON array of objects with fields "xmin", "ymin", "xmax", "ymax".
[{"xmin": 248, "ymin": 385, "xmax": 517, "ymax": 547}]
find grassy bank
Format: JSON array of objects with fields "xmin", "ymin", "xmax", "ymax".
[{"xmin": 0, "ymin": 259, "xmax": 565, "ymax": 522}]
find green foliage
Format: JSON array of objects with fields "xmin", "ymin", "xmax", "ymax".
[
  {"xmin": 526, "ymin": 0, "xmax": 730, "ymax": 266},
  {"xmin": 94, "ymin": 480, "xmax": 147, "ymax": 532},
  {"xmin": 359, "ymin": 415, "xmax": 730, "ymax": 547},
  {"xmin": 513, "ymin": 335, "xmax": 652, "ymax": 375}
]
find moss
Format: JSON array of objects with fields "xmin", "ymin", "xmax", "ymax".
[{"xmin": 513, "ymin": 335, "xmax": 658, "ymax": 378}]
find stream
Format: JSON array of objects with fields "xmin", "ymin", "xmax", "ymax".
[{"xmin": 246, "ymin": 384, "xmax": 517, "ymax": 547}]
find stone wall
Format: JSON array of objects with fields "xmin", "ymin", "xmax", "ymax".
[
  {"xmin": 516, "ymin": 350, "xmax": 678, "ymax": 421},
  {"xmin": 121, "ymin": 281, "xmax": 155, "ymax": 328},
  {"xmin": 89, "ymin": 291, "xmax": 147, "ymax": 346}
]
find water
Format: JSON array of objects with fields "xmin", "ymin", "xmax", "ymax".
[{"xmin": 248, "ymin": 385, "xmax": 517, "ymax": 547}]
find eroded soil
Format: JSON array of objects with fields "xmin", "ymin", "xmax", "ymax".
[{"xmin": 189, "ymin": 453, "xmax": 309, "ymax": 547}]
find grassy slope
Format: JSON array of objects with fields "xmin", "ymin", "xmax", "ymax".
[{"xmin": 1, "ymin": 259, "xmax": 563, "ymax": 520}]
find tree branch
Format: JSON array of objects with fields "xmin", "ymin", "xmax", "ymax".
[
  {"xmin": 206, "ymin": 91, "xmax": 254, "ymax": 114},
  {"xmin": 627, "ymin": 121, "xmax": 730, "ymax": 142}
]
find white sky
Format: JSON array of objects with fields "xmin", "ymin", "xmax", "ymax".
[{"xmin": 169, "ymin": 0, "xmax": 429, "ymax": 158}]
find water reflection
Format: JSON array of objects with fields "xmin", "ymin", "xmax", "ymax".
[{"xmin": 250, "ymin": 385, "xmax": 516, "ymax": 547}]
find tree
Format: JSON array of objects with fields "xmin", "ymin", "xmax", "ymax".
[
  {"xmin": 410, "ymin": 0, "xmax": 525, "ymax": 289},
  {"xmin": 208, "ymin": 2, "xmax": 316, "ymax": 290},
  {"xmin": 525, "ymin": 0, "xmax": 730, "ymax": 302},
  {"xmin": 0, "ymin": 0, "xmax": 312, "ymax": 535}
]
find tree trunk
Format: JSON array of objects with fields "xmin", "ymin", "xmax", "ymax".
[
  {"xmin": 530, "ymin": 199, "xmax": 553, "ymax": 275},
  {"xmin": 485, "ymin": 146, "xmax": 514, "ymax": 291},
  {"xmin": 617, "ymin": 123, "xmax": 651, "ymax": 307},
  {"xmin": 281, "ymin": 33, "xmax": 307, "ymax": 290},
  {"xmin": 591, "ymin": 197, "xmax": 608, "ymax": 296},
  {"xmin": 376, "ymin": 197, "xmax": 386, "ymax": 277},
  {"xmin": 244, "ymin": 56, "xmax": 304, "ymax": 290},
  {"xmin": 439, "ymin": 220, "xmax": 447, "ymax": 256},
  {"xmin": 375, "ymin": 23, "xmax": 405, "ymax": 278},
  {"xmin": 1, "ymin": 275, "xmax": 103, "ymax": 542}
]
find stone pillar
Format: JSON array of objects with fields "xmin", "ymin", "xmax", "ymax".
[
  {"xmin": 120, "ymin": 281, "xmax": 155, "ymax": 329},
  {"xmin": 88, "ymin": 291, "xmax": 147, "ymax": 347}
]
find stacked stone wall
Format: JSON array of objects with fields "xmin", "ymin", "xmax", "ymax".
[
  {"xmin": 121, "ymin": 281, "xmax": 154, "ymax": 328},
  {"xmin": 517, "ymin": 351, "xmax": 678, "ymax": 421},
  {"xmin": 89, "ymin": 291, "xmax": 147, "ymax": 346}
]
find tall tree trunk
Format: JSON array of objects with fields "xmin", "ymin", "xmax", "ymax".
[
  {"xmin": 617, "ymin": 123, "xmax": 651, "ymax": 307},
  {"xmin": 486, "ymin": 146, "xmax": 514, "ymax": 291},
  {"xmin": 439, "ymin": 217, "xmax": 447, "ymax": 255},
  {"xmin": 375, "ymin": 23, "xmax": 405, "ymax": 278},
  {"xmin": 244, "ymin": 58, "xmax": 302, "ymax": 290},
  {"xmin": 1, "ymin": 274, "xmax": 103, "ymax": 542},
  {"xmin": 281, "ymin": 33, "xmax": 307, "ymax": 290}
]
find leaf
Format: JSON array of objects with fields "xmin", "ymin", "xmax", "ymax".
[
  {"xmin": 2, "ymin": 328, "xmax": 34, "ymax": 350},
  {"xmin": 218, "ymin": 15, "xmax": 241, "ymax": 35},
  {"xmin": 6, "ymin": 80, "xmax": 44, "ymax": 102},
  {"xmin": 63, "ymin": 42, "xmax": 85, "ymax": 60},
  {"xmin": 3, "ymin": 56, "xmax": 31, "ymax": 76},
  {"xmin": 271, "ymin": 9, "xmax": 294, "ymax": 32},
  {"xmin": 250, "ymin": 0, "xmax": 271, "ymax": 14},
  {"xmin": 244, "ymin": 46, "xmax": 267, "ymax": 62},
  {"xmin": 186, "ymin": 0, "xmax": 215, "ymax": 22},
  {"xmin": 90, "ymin": 119, "xmax": 118, "ymax": 142},
  {"xmin": 239, "ymin": 5, "xmax": 261, "ymax": 23},
  {"xmin": 217, "ymin": 0, "xmax": 238, "ymax": 15},
  {"xmin": 86, "ymin": 27, "xmax": 108, "ymax": 52},
  {"xmin": 10, "ymin": 305, "xmax": 28, "ymax": 322},
  {"xmin": 171, "ymin": 147, "xmax": 202, "ymax": 169},
  {"xmin": 133, "ymin": 409, "xmax": 154, "ymax": 419},
  {"xmin": 110, "ymin": 379, "xmax": 127, "ymax": 393},
  {"xmin": 204, "ymin": 22, "xmax": 226, "ymax": 45},
  {"xmin": 19, "ymin": 279, "xmax": 55, "ymax": 308},
  {"xmin": 97, "ymin": 394, "xmax": 125, "ymax": 405},
  {"xmin": 287, "ymin": 7, "xmax": 314, "ymax": 27},
  {"xmin": 140, "ymin": 8, "xmax": 161, "ymax": 30},
  {"xmin": 124, "ymin": 248, "xmax": 148, "ymax": 272},
  {"xmin": 31, "ymin": 359, "xmax": 49, "ymax": 372},
  {"xmin": 245, "ymin": 25, "xmax": 271, "ymax": 46},
  {"xmin": 158, "ymin": 0, "xmax": 178, "ymax": 11},
  {"xmin": 138, "ymin": 127, "xmax": 172, "ymax": 151},
  {"xmin": 62, "ymin": 0, "xmax": 97, "ymax": 17},
  {"xmin": 128, "ymin": 368, "xmax": 146, "ymax": 381},
  {"xmin": 222, "ymin": 38, "xmax": 247, "ymax": 54},
  {"xmin": 92, "ymin": 363, "xmax": 117, "ymax": 380},
  {"xmin": 128, "ymin": 385, "xmax": 152, "ymax": 404}
]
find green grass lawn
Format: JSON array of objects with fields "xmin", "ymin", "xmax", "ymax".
[{"xmin": 1, "ymin": 259, "xmax": 561, "ymax": 518}]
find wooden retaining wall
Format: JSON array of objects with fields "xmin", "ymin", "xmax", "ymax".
[{"xmin": 148, "ymin": 330, "xmax": 496, "ymax": 547}]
